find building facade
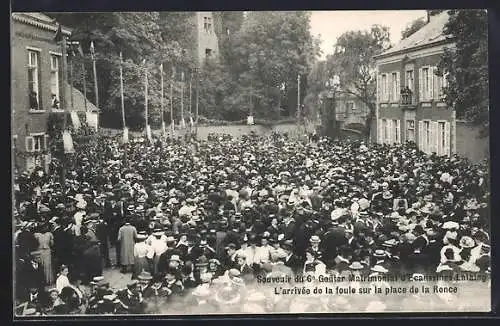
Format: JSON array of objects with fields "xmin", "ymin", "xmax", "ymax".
[
  {"xmin": 336, "ymin": 93, "xmax": 370, "ymax": 134},
  {"xmin": 373, "ymin": 12, "xmax": 459, "ymax": 157},
  {"xmin": 11, "ymin": 13, "xmax": 71, "ymax": 172},
  {"xmin": 194, "ymin": 12, "xmax": 220, "ymax": 66}
]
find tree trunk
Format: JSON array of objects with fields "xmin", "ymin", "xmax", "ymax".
[{"xmin": 364, "ymin": 103, "xmax": 376, "ymax": 142}]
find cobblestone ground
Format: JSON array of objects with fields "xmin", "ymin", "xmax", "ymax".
[{"xmin": 102, "ymin": 246, "xmax": 132, "ymax": 290}]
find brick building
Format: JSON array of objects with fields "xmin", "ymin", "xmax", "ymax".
[
  {"xmin": 372, "ymin": 11, "xmax": 488, "ymax": 162},
  {"xmin": 11, "ymin": 13, "xmax": 71, "ymax": 172}
]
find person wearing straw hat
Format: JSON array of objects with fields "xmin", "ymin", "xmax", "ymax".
[
  {"xmin": 147, "ymin": 228, "xmax": 167, "ymax": 276},
  {"xmin": 158, "ymin": 268, "xmax": 184, "ymax": 299},
  {"xmin": 132, "ymin": 231, "xmax": 154, "ymax": 279}
]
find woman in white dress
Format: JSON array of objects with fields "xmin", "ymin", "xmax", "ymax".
[{"xmin": 55, "ymin": 265, "xmax": 70, "ymax": 293}]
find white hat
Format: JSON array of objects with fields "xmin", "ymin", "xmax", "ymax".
[{"xmin": 76, "ymin": 200, "xmax": 87, "ymax": 209}]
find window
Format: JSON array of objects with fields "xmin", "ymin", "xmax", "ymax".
[
  {"xmin": 25, "ymin": 133, "xmax": 47, "ymax": 152},
  {"xmin": 33, "ymin": 134, "xmax": 44, "ymax": 152},
  {"xmin": 422, "ymin": 67, "xmax": 430, "ymax": 100},
  {"xmin": 204, "ymin": 16, "xmax": 212, "ymax": 32},
  {"xmin": 436, "ymin": 72, "xmax": 449, "ymax": 101},
  {"xmin": 28, "ymin": 50, "xmax": 41, "ymax": 111},
  {"xmin": 419, "ymin": 66, "xmax": 434, "ymax": 101},
  {"xmin": 393, "ymin": 119, "xmax": 400, "ymax": 143},
  {"xmin": 205, "ymin": 48, "xmax": 213, "ymax": 58},
  {"xmin": 406, "ymin": 70, "xmax": 414, "ymax": 93},
  {"xmin": 346, "ymin": 101, "xmax": 355, "ymax": 111},
  {"xmin": 436, "ymin": 121, "xmax": 450, "ymax": 156},
  {"xmin": 50, "ymin": 55, "xmax": 61, "ymax": 109},
  {"xmin": 383, "ymin": 119, "xmax": 388, "ymax": 143},
  {"xmin": 381, "ymin": 74, "xmax": 388, "ymax": 102},
  {"xmin": 419, "ymin": 120, "xmax": 431, "ymax": 153},
  {"xmin": 406, "ymin": 120, "xmax": 415, "ymax": 142},
  {"xmin": 391, "ymin": 72, "xmax": 399, "ymax": 102}
]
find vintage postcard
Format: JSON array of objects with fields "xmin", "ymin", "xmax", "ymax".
[{"xmin": 11, "ymin": 10, "xmax": 490, "ymax": 316}]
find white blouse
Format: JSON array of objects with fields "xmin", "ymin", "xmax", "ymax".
[{"xmin": 56, "ymin": 274, "xmax": 70, "ymax": 293}]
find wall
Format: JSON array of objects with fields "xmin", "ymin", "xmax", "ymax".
[
  {"xmin": 11, "ymin": 20, "xmax": 63, "ymax": 139},
  {"xmin": 106, "ymin": 123, "xmax": 317, "ymax": 140},
  {"xmin": 455, "ymin": 121, "xmax": 489, "ymax": 163},
  {"xmin": 196, "ymin": 12, "xmax": 220, "ymax": 65},
  {"xmin": 375, "ymin": 49, "xmax": 453, "ymax": 146}
]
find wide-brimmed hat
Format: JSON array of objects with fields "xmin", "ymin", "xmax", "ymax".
[
  {"xmin": 442, "ymin": 221, "xmax": 460, "ymax": 230},
  {"xmin": 459, "ymin": 236, "xmax": 476, "ymax": 248},
  {"xmin": 309, "ymin": 235, "xmax": 321, "ymax": 243},
  {"xmin": 370, "ymin": 265, "xmax": 389, "ymax": 274},
  {"xmin": 373, "ymin": 249, "xmax": 386, "ymax": 258},
  {"xmin": 169, "ymin": 254, "xmax": 181, "ymax": 262},
  {"xmin": 138, "ymin": 271, "xmax": 153, "ymax": 281},
  {"xmin": 152, "ymin": 229, "xmax": 164, "ymax": 237},
  {"xmin": 349, "ymin": 261, "xmax": 364, "ymax": 270},
  {"xmin": 231, "ymin": 276, "xmax": 245, "ymax": 287},
  {"xmin": 382, "ymin": 191, "xmax": 393, "ymax": 200}
]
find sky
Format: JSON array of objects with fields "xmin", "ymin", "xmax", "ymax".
[{"xmin": 309, "ymin": 10, "xmax": 428, "ymax": 59}]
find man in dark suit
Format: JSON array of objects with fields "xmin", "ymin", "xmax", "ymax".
[
  {"xmin": 321, "ymin": 221, "xmax": 346, "ymax": 268},
  {"xmin": 221, "ymin": 243, "xmax": 238, "ymax": 270},
  {"xmin": 282, "ymin": 241, "xmax": 302, "ymax": 275},
  {"xmin": 17, "ymin": 251, "xmax": 45, "ymax": 303},
  {"xmin": 116, "ymin": 280, "xmax": 145, "ymax": 314}
]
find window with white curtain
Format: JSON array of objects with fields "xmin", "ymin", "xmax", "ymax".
[{"xmin": 28, "ymin": 49, "xmax": 41, "ymax": 110}]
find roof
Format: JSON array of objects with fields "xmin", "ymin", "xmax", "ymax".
[
  {"xmin": 65, "ymin": 83, "xmax": 98, "ymax": 112},
  {"xmin": 375, "ymin": 11, "xmax": 451, "ymax": 59},
  {"xmin": 12, "ymin": 12, "xmax": 72, "ymax": 36}
]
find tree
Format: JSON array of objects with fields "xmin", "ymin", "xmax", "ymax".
[
  {"xmin": 47, "ymin": 12, "xmax": 193, "ymax": 129},
  {"xmin": 231, "ymin": 12, "xmax": 321, "ymax": 119},
  {"xmin": 328, "ymin": 25, "xmax": 391, "ymax": 140},
  {"xmin": 437, "ymin": 10, "xmax": 488, "ymax": 134},
  {"xmin": 401, "ymin": 18, "xmax": 427, "ymax": 39}
]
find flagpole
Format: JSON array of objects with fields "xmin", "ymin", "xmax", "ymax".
[
  {"xmin": 170, "ymin": 68, "xmax": 174, "ymax": 137},
  {"xmin": 144, "ymin": 60, "xmax": 149, "ymax": 138},
  {"xmin": 189, "ymin": 70, "xmax": 193, "ymax": 134},
  {"xmin": 119, "ymin": 52, "xmax": 128, "ymax": 166},
  {"xmin": 160, "ymin": 63, "xmax": 165, "ymax": 136},
  {"xmin": 60, "ymin": 35, "xmax": 68, "ymax": 189},
  {"xmin": 195, "ymin": 68, "xmax": 200, "ymax": 137},
  {"xmin": 81, "ymin": 51, "xmax": 88, "ymax": 112},
  {"xmin": 120, "ymin": 52, "xmax": 125, "ymax": 129},
  {"xmin": 296, "ymin": 74, "xmax": 301, "ymax": 128},
  {"xmin": 69, "ymin": 56, "xmax": 74, "ymax": 110},
  {"xmin": 90, "ymin": 41, "xmax": 99, "ymax": 113},
  {"xmin": 181, "ymin": 71, "xmax": 185, "ymax": 128}
]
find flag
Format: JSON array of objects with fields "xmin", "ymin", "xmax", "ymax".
[
  {"xmin": 90, "ymin": 41, "xmax": 95, "ymax": 59},
  {"xmin": 181, "ymin": 71, "xmax": 185, "ymax": 82},
  {"xmin": 70, "ymin": 111, "xmax": 81, "ymax": 129},
  {"xmin": 189, "ymin": 116, "xmax": 194, "ymax": 127},
  {"xmin": 123, "ymin": 127, "xmax": 129, "ymax": 144},
  {"xmin": 62, "ymin": 131, "xmax": 75, "ymax": 154},
  {"xmin": 54, "ymin": 24, "xmax": 63, "ymax": 42},
  {"xmin": 160, "ymin": 63, "xmax": 163, "ymax": 73},
  {"xmin": 78, "ymin": 43, "xmax": 84, "ymax": 56}
]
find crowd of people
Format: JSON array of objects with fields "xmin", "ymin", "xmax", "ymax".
[{"xmin": 13, "ymin": 131, "xmax": 490, "ymax": 315}]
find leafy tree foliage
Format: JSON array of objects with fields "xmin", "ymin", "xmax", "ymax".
[
  {"xmin": 48, "ymin": 11, "xmax": 320, "ymax": 127},
  {"xmin": 437, "ymin": 10, "xmax": 489, "ymax": 133},
  {"xmin": 327, "ymin": 25, "xmax": 391, "ymax": 139}
]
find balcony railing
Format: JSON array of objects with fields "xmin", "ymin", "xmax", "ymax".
[{"xmin": 400, "ymin": 88, "xmax": 416, "ymax": 109}]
